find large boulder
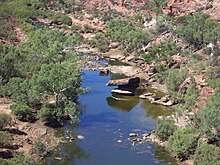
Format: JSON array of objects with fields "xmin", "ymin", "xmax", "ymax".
[{"xmin": 106, "ymin": 77, "xmax": 140, "ymax": 88}]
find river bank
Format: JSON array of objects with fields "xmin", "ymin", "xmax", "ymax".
[{"xmin": 0, "ymin": 98, "xmax": 60, "ymax": 164}]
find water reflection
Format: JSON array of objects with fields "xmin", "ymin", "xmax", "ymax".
[
  {"xmin": 46, "ymin": 141, "xmax": 89, "ymax": 165},
  {"xmin": 140, "ymin": 100, "xmax": 174, "ymax": 120},
  {"xmin": 106, "ymin": 95, "xmax": 139, "ymax": 112}
]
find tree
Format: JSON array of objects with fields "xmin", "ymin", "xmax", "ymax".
[
  {"xmin": 31, "ymin": 63, "xmax": 82, "ymax": 107},
  {"xmin": 193, "ymin": 142, "xmax": 220, "ymax": 165},
  {"xmin": 168, "ymin": 127, "xmax": 199, "ymax": 160},
  {"xmin": 10, "ymin": 103, "xmax": 34, "ymax": 122},
  {"xmin": 155, "ymin": 119, "xmax": 177, "ymax": 141}
]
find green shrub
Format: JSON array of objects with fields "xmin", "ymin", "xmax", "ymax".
[
  {"xmin": 205, "ymin": 66, "xmax": 220, "ymax": 89},
  {"xmin": 10, "ymin": 103, "xmax": 33, "ymax": 121},
  {"xmin": 156, "ymin": 15, "xmax": 173, "ymax": 33},
  {"xmin": 106, "ymin": 19, "xmax": 149, "ymax": 53},
  {"xmin": 168, "ymin": 127, "xmax": 199, "ymax": 160},
  {"xmin": 197, "ymin": 92, "xmax": 220, "ymax": 138},
  {"xmin": 183, "ymin": 83, "xmax": 199, "ymax": 111},
  {"xmin": 142, "ymin": 0, "xmax": 168, "ymax": 14},
  {"xmin": 88, "ymin": 33, "xmax": 109, "ymax": 52},
  {"xmin": 165, "ymin": 68, "xmax": 188, "ymax": 93},
  {"xmin": 144, "ymin": 39, "xmax": 180, "ymax": 62},
  {"xmin": 193, "ymin": 142, "xmax": 220, "ymax": 165},
  {"xmin": 38, "ymin": 103, "xmax": 62, "ymax": 124},
  {"xmin": 0, "ymin": 114, "xmax": 11, "ymax": 130},
  {"xmin": 0, "ymin": 131, "xmax": 12, "ymax": 147},
  {"xmin": 34, "ymin": 138, "xmax": 45, "ymax": 155},
  {"xmin": 52, "ymin": 13, "xmax": 72, "ymax": 26},
  {"xmin": 155, "ymin": 119, "xmax": 177, "ymax": 141},
  {"xmin": 6, "ymin": 153, "xmax": 33, "ymax": 165},
  {"xmin": 176, "ymin": 13, "xmax": 220, "ymax": 48}
]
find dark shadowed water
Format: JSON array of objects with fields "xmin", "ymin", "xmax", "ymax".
[{"xmin": 44, "ymin": 70, "xmax": 177, "ymax": 165}]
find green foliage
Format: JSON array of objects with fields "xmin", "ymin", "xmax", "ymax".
[
  {"xmin": 82, "ymin": 24, "xmax": 93, "ymax": 33},
  {"xmin": 34, "ymin": 138, "xmax": 45, "ymax": 155},
  {"xmin": 143, "ymin": 39, "xmax": 180, "ymax": 63},
  {"xmin": 168, "ymin": 127, "xmax": 199, "ymax": 159},
  {"xmin": 142, "ymin": 0, "xmax": 168, "ymax": 14},
  {"xmin": 176, "ymin": 13, "xmax": 220, "ymax": 48},
  {"xmin": 205, "ymin": 66, "xmax": 220, "ymax": 89},
  {"xmin": 193, "ymin": 142, "xmax": 220, "ymax": 165},
  {"xmin": 183, "ymin": 83, "xmax": 199, "ymax": 111},
  {"xmin": 18, "ymin": 29, "xmax": 81, "ymax": 74},
  {"xmin": 165, "ymin": 68, "xmax": 188, "ymax": 93},
  {"xmin": 0, "ymin": 44, "xmax": 20, "ymax": 85},
  {"xmin": 155, "ymin": 119, "xmax": 177, "ymax": 141},
  {"xmin": 10, "ymin": 103, "xmax": 33, "ymax": 121},
  {"xmin": 38, "ymin": 103, "xmax": 62, "ymax": 124},
  {"xmin": 197, "ymin": 92, "xmax": 220, "ymax": 139},
  {"xmin": 7, "ymin": 78, "xmax": 31, "ymax": 104},
  {"xmin": 5, "ymin": 153, "xmax": 33, "ymax": 165},
  {"xmin": 0, "ymin": 131, "xmax": 12, "ymax": 147},
  {"xmin": 31, "ymin": 63, "xmax": 82, "ymax": 105},
  {"xmin": 51, "ymin": 13, "xmax": 72, "ymax": 26},
  {"xmin": 156, "ymin": 15, "xmax": 172, "ymax": 33},
  {"xmin": 88, "ymin": 33, "xmax": 109, "ymax": 52},
  {"xmin": 106, "ymin": 20, "xmax": 149, "ymax": 53},
  {"xmin": 0, "ymin": 114, "xmax": 11, "ymax": 130}
]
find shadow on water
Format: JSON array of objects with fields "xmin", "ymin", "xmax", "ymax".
[
  {"xmin": 106, "ymin": 95, "xmax": 139, "ymax": 112},
  {"xmin": 46, "ymin": 141, "xmax": 90, "ymax": 165}
]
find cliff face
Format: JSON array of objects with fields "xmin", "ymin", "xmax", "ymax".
[
  {"xmin": 164, "ymin": 0, "xmax": 220, "ymax": 21},
  {"xmin": 78, "ymin": 0, "xmax": 220, "ymax": 21}
]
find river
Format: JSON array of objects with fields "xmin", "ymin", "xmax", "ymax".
[{"xmin": 44, "ymin": 60, "xmax": 178, "ymax": 165}]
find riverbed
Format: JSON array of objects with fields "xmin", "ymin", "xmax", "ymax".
[{"xmin": 44, "ymin": 65, "xmax": 177, "ymax": 165}]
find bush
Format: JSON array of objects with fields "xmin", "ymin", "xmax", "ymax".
[
  {"xmin": 142, "ymin": 0, "xmax": 168, "ymax": 14},
  {"xmin": 156, "ymin": 15, "xmax": 173, "ymax": 33},
  {"xmin": 167, "ymin": 127, "xmax": 199, "ymax": 160},
  {"xmin": 34, "ymin": 138, "xmax": 45, "ymax": 155},
  {"xmin": 155, "ymin": 119, "xmax": 177, "ymax": 141},
  {"xmin": 193, "ymin": 142, "xmax": 220, "ymax": 165},
  {"xmin": 10, "ymin": 103, "xmax": 33, "ymax": 122},
  {"xmin": 106, "ymin": 20, "xmax": 149, "ymax": 53},
  {"xmin": 197, "ymin": 92, "xmax": 220, "ymax": 139},
  {"xmin": 165, "ymin": 68, "xmax": 188, "ymax": 93},
  {"xmin": 176, "ymin": 13, "xmax": 220, "ymax": 48},
  {"xmin": 6, "ymin": 153, "xmax": 33, "ymax": 165},
  {"xmin": 205, "ymin": 67, "xmax": 220, "ymax": 89},
  {"xmin": 144, "ymin": 39, "xmax": 180, "ymax": 63},
  {"xmin": 38, "ymin": 103, "xmax": 62, "ymax": 125},
  {"xmin": 51, "ymin": 13, "xmax": 72, "ymax": 26},
  {"xmin": 0, "ymin": 131, "xmax": 12, "ymax": 147},
  {"xmin": 88, "ymin": 33, "xmax": 109, "ymax": 52},
  {"xmin": 183, "ymin": 83, "xmax": 199, "ymax": 111},
  {"xmin": 0, "ymin": 114, "xmax": 11, "ymax": 130}
]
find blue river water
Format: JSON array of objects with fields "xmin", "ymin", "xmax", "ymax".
[{"xmin": 45, "ymin": 70, "xmax": 177, "ymax": 165}]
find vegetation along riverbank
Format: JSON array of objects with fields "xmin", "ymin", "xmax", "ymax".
[{"xmin": 0, "ymin": 0, "xmax": 220, "ymax": 164}]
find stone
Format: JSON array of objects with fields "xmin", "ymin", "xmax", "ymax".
[
  {"xmin": 54, "ymin": 157, "xmax": 62, "ymax": 160},
  {"xmin": 106, "ymin": 77, "xmax": 140, "ymax": 87},
  {"xmin": 117, "ymin": 140, "xmax": 123, "ymax": 143},
  {"xmin": 129, "ymin": 133, "xmax": 138, "ymax": 137},
  {"xmin": 111, "ymin": 89, "xmax": 133, "ymax": 95},
  {"xmin": 77, "ymin": 135, "xmax": 85, "ymax": 140}
]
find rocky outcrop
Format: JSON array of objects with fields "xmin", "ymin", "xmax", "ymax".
[
  {"xmin": 107, "ymin": 77, "xmax": 140, "ymax": 95},
  {"xmin": 106, "ymin": 77, "xmax": 140, "ymax": 87},
  {"xmin": 139, "ymin": 93, "xmax": 175, "ymax": 106},
  {"xmin": 178, "ymin": 77, "xmax": 193, "ymax": 93}
]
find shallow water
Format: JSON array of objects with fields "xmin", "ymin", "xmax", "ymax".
[{"xmin": 45, "ymin": 70, "xmax": 177, "ymax": 165}]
